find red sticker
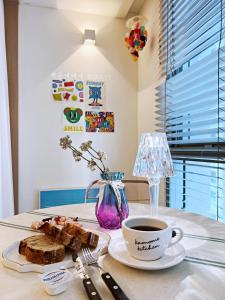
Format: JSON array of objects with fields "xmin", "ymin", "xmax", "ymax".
[
  {"xmin": 64, "ymin": 92, "xmax": 70, "ymax": 100},
  {"xmin": 64, "ymin": 81, "xmax": 74, "ymax": 87}
]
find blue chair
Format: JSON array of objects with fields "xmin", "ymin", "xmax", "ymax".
[
  {"xmin": 39, "ymin": 187, "xmax": 98, "ymax": 208},
  {"xmin": 39, "ymin": 180, "xmax": 149, "ymax": 208}
]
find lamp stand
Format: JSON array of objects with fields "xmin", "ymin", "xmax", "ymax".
[{"xmin": 148, "ymin": 183, "xmax": 159, "ymax": 216}]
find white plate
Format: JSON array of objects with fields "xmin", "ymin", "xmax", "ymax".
[
  {"xmin": 108, "ymin": 237, "xmax": 185, "ymax": 270},
  {"xmin": 2, "ymin": 230, "xmax": 110, "ymax": 273}
]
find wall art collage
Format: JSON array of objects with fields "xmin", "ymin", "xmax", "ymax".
[{"xmin": 51, "ymin": 79, "xmax": 114, "ymax": 133}]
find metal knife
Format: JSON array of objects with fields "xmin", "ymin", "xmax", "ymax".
[
  {"xmin": 72, "ymin": 252, "xmax": 102, "ymax": 300},
  {"xmin": 82, "ymin": 248, "xmax": 129, "ymax": 300}
]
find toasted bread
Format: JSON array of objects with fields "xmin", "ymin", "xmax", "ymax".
[
  {"xmin": 19, "ymin": 235, "xmax": 65, "ymax": 265},
  {"xmin": 37, "ymin": 221, "xmax": 99, "ymax": 251}
]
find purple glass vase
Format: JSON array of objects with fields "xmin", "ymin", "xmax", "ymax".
[{"xmin": 95, "ymin": 172, "xmax": 129, "ymax": 229}]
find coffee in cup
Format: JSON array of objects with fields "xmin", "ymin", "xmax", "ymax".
[{"xmin": 122, "ymin": 217, "xmax": 183, "ymax": 261}]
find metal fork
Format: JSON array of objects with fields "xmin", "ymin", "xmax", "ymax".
[{"xmin": 82, "ymin": 248, "xmax": 129, "ymax": 300}]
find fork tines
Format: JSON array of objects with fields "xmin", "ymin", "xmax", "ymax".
[{"xmin": 82, "ymin": 247, "xmax": 97, "ymax": 265}]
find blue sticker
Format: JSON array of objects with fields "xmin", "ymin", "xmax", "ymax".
[{"xmin": 75, "ymin": 81, "xmax": 84, "ymax": 91}]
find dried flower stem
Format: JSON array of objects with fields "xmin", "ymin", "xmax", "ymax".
[
  {"xmin": 60, "ymin": 136, "xmax": 108, "ymax": 174},
  {"xmin": 67, "ymin": 144, "xmax": 104, "ymax": 173},
  {"xmin": 89, "ymin": 146, "xmax": 108, "ymax": 172},
  {"xmin": 86, "ymin": 149, "xmax": 106, "ymax": 172}
]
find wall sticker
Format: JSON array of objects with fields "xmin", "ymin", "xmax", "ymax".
[
  {"xmin": 52, "ymin": 79, "xmax": 84, "ymax": 102},
  {"xmin": 85, "ymin": 111, "xmax": 114, "ymax": 133},
  {"xmin": 86, "ymin": 81, "xmax": 105, "ymax": 109}
]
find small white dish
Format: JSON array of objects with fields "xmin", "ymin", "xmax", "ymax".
[
  {"xmin": 108, "ymin": 237, "xmax": 185, "ymax": 270},
  {"xmin": 2, "ymin": 229, "xmax": 110, "ymax": 273},
  {"xmin": 39, "ymin": 268, "xmax": 74, "ymax": 295}
]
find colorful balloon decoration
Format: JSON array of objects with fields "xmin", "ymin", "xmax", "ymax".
[{"xmin": 124, "ymin": 21, "xmax": 148, "ymax": 61}]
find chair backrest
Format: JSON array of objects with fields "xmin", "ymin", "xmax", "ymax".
[
  {"xmin": 39, "ymin": 180, "xmax": 149, "ymax": 208},
  {"xmin": 85, "ymin": 179, "xmax": 149, "ymax": 204},
  {"xmin": 122, "ymin": 180, "xmax": 149, "ymax": 204},
  {"xmin": 39, "ymin": 187, "xmax": 98, "ymax": 208}
]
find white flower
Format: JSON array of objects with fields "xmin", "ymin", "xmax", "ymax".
[
  {"xmin": 80, "ymin": 141, "xmax": 92, "ymax": 151},
  {"xmin": 87, "ymin": 160, "xmax": 96, "ymax": 171},
  {"xmin": 97, "ymin": 151, "xmax": 107, "ymax": 160}
]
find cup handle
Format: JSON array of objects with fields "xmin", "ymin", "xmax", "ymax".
[{"xmin": 168, "ymin": 226, "xmax": 183, "ymax": 247}]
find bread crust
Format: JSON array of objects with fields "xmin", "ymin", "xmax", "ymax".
[
  {"xmin": 19, "ymin": 235, "xmax": 65, "ymax": 265},
  {"xmin": 38, "ymin": 221, "xmax": 99, "ymax": 251}
]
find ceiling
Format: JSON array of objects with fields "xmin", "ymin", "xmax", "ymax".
[{"xmin": 19, "ymin": 0, "xmax": 146, "ymax": 18}]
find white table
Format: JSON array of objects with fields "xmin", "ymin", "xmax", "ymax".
[{"xmin": 1, "ymin": 203, "xmax": 225, "ymax": 300}]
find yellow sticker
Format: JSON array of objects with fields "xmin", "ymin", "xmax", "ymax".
[
  {"xmin": 53, "ymin": 93, "xmax": 62, "ymax": 101},
  {"xmin": 77, "ymin": 82, "xmax": 83, "ymax": 90},
  {"xmin": 71, "ymin": 95, "xmax": 78, "ymax": 101},
  {"xmin": 58, "ymin": 87, "xmax": 74, "ymax": 93},
  {"xmin": 64, "ymin": 126, "xmax": 83, "ymax": 132}
]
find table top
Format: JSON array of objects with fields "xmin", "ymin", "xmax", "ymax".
[{"xmin": 0, "ymin": 203, "xmax": 225, "ymax": 300}]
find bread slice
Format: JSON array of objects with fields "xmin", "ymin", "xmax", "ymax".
[
  {"xmin": 85, "ymin": 232, "xmax": 99, "ymax": 249},
  {"xmin": 38, "ymin": 222, "xmax": 99, "ymax": 251},
  {"xmin": 19, "ymin": 235, "xmax": 65, "ymax": 265}
]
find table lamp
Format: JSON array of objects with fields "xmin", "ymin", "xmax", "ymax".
[{"xmin": 133, "ymin": 132, "xmax": 174, "ymax": 215}]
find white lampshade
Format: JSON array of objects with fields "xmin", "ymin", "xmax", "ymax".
[{"xmin": 133, "ymin": 132, "xmax": 174, "ymax": 185}]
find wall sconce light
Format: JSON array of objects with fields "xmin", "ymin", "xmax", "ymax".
[{"xmin": 84, "ymin": 29, "xmax": 96, "ymax": 45}]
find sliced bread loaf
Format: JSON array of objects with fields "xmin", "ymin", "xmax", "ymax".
[
  {"xmin": 19, "ymin": 235, "xmax": 65, "ymax": 265},
  {"xmin": 38, "ymin": 222, "xmax": 99, "ymax": 251}
]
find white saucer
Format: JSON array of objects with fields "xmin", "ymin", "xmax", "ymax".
[{"xmin": 108, "ymin": 237, "xmax": 185, "ymax": 270}]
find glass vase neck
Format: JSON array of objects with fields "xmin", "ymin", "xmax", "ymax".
[{"xmin": 100, "ymin": 172, "xmax": 124, "ymax": 181}]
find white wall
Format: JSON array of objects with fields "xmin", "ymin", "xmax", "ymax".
[
  {"xmin": 19, "ymin": 5, "xmax": 138, "ymax": 212},
  {"xmin": 138, "ymin": 0, "xmax": 165, "ymax": 204},
  {"xmin": 138, "ymin": 0, "xmax": 160, "ymax": 137}
]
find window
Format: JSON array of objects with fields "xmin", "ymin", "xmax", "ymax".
[{"xmin": 157, "ymin": 0, "xmax": 225, "ymax": 221}]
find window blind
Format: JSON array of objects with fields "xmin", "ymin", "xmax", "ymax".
[{"xmin": 157, "ymin": 0, "xmax": 225, "ymax": 221}]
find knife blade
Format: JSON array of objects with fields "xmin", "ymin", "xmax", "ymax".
[{"xmin": 72, "ymin": 252, "xmax": 102, "ymax": 300}]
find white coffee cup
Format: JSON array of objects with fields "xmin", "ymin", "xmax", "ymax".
[{"xmin": 122, "ymin": 216, "xmax": 184, "ymax": 261}]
